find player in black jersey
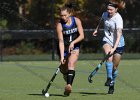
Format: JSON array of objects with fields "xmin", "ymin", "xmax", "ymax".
[{"xmin": 56, "ymin": 3, "xmax": 84, "ymax": 96}]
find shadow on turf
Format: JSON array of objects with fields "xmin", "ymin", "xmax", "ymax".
[
  {"xmin": 28, "ymin": 92, "xmax": 107, "ymax": 97},
  {"xmin": 28, "ymin": 93, "xmax": 65, "ymax": 97},
  {"xmin": 75, "ymin": 92, "xmax": 107, "ymax": 96}
]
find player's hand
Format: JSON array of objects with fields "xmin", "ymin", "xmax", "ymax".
[
  {"xmin": 69, "ymin": 42, "xmax": 74, "ymax": 53},
  {"xmin": 92, "ymin": 29, "xmax": 97, "ymax": 36},
  {"xmin": 60, "ymin": 57, "xmax": 66, "ymax": 64},
  {"xmin": 110, "ymin": 48, "xmax": 115, "ymax": 55}
]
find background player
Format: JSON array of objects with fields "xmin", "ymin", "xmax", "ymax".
[{"xmin": 93, "ymin": 0, "xmax": 126, "ymax": 94}]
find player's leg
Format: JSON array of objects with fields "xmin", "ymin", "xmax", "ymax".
[
  {"xmin": 103, "ymin": 43, "xmax": 114, "ymax": 86},
  {"xmin": 108, "ymin": 47, "xmax": 124, "ymax": 94},
  {"xmin": 64, "ymin": 49, "xmax": 79, "ymax": 96},
  {"xmin": 59, "ymin": 61, "xmax": 68, "ymax": 74},
  {"xmin": 112, "ymin": 46, "xmax": 124, "ymax": 81},
  {"xmin": 59, "ymin": 62, "xmax": 68, "ymax": 82},
  {"xmin": 108, "ymin": 54, "xmax": 121, "ymax": 94},
  {"xmin": 57, "ymin": 44, "xmax": 69, "ymax": 76},
  {"xmin": 112, "ymin": 53, "xmax": 121, "ymax": 82},
  {"xmin": 58, "ymin": 51, "xmax": 70, "ymax": 81}
]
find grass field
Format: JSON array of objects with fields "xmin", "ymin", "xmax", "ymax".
[{"xmin": 0, "ymin": 60, "xmax": 140, "ymax": 100}]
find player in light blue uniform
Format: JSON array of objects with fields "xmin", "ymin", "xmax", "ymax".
[{"xmin": 93, "ymin": 0, "xmax": 126, "ymax": 94}]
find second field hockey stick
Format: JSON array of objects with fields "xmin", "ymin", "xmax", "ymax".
[
  {"xmin": 88, "ymin": 52, "xmax": 111, "ymax": 83},
  {"xmin": 95, "ymin": 13, "xmax": 104, "ymax": 31}
]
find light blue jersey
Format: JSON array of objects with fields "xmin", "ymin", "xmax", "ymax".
[{"xmin": 102, "ymin": 12, "xmax": 125, "ymax": 47}]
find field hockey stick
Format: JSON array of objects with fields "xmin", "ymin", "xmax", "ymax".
[
  {"xmin": 42, "ymin": 66, "xmax": 60, "ymax": 95},
  {"xmin": 94, "ymin": 13, "xmax": 104, "ymax": 32},
  {"xmin": 88, "ymin": 52, "xmax": 111, "ymax": 83},
  {"xmin": 42, "ymin": 54, "xmax": 69, "ymax": 95}
]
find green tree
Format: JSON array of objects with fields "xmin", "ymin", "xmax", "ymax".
[{"xmin": 0, "ymin": 0, "xmax": 19, "ymax": 29}]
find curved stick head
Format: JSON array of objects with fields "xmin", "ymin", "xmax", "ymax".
[
  {"xmin": 88, "ymin": 77, "xmax": 93, "ymax": 83},
  {"xmin": 42, "ymin": 89, "xmax": 46, "ymax": 95}
]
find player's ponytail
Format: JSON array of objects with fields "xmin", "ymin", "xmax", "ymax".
[
  {"xmin": 65, "ymin": 3, "xmax": 73, "ymax": 9},
  {"xmin": 108, "ymin": 0, "xmax": 126, "ymax": 10},
  {"xmin": 118, "ymin": 0, "xmax": 125, "ymax": 9},
  {"xmin": 59, "ymin": 2, "xmax": 74, "ymax": 15},
  {"xmin": 65, "ymin": 3, "xmax": 75, "ymax": 15}
]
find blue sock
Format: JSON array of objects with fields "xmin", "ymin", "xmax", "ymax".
[
  {"xmin": 105, "ymin": 62, "xmax": 113, "ymax": 79},
  {"xmin": 112, "ymin": 70, "xmax": 118, "ymax": 83}
]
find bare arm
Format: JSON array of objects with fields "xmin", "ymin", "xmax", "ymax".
[
  {"xmin": 111, "ymin": 28, "xmax": 122, "ymax": 54},
  {"xmin": 69, "ymin": 17, "xmax": 84, "ymax": 51},
  {"xmin": 56, "ymin": 23, "xmax": 65, "ymax": 63}
]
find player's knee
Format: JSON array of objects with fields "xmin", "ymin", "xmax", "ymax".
[
  {"xmin": 68, "ymin": 60, "xmax": 76, "ymax": 69},
  {"xmin": 107, "ymin": 57, "xmax": 113, "ymax": 62}
]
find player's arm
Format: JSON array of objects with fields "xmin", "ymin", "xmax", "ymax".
[
  {"xmin": 69, "ymin": 17, "xmax": 84, "ymax": 51},
  {"xmin": 74, "ymin": 17, "xmax": 84, "ymax": 43},
  {"xmin": 111, "ymin": 28, "xmax": 122, "ymax": 53},
  {"xmin": 56, "ymin": 23, "xmax": 65, "ymax": 63}
]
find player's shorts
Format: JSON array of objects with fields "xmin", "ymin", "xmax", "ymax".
[
  {"xmin": 64, "ymin": 46, "xmax": 80, "ymax": 58},
  {"xmin": 114, "ymin": 46, "xmax": 124, "ymax": 55},
  {"xmin": 102, "ymin": 41, "xmax": 124, "ymax": 55},
  {"xmin": 57, "ymin": 44, "xmax": 80, "ymax": 58}
]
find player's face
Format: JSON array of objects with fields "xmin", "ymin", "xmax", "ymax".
[
  {"xmin": 107, "ymin": 6, "xmax": 117, "ymax": 17},
  {"xmin": 60, "ymin": 10, "xmax": 71, "ymax": 22}
]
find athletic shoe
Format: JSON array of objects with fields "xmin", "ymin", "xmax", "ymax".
[
  {"xmin": 105, "ymin": 78, "xmax": 114, "ymax": 86},
  {"xmin": 108, "ymin": 85, "xmax": 114, "ymax": 94},
  {"xmin": 64, "ymin": 84, "xmax": 72, "ymax": 96}
]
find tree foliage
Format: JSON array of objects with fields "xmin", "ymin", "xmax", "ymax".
[
  {"xmin": 27, "ymin": 0, "xmax": 140, "ymax": 29},
  {"xmin": 0, "ymin": 0, "xmax": 139, "ymax": 29},
  {"xmin": 0, "ymin": 0, "xmax": 140, "ymax": 54}
]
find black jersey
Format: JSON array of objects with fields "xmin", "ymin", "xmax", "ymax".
[{"xmin": 61, "ymin": 16, "xmax": 80, "ymax": 51}]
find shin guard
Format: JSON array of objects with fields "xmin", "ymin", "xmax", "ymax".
[{"xmin": 67, "ymin": 70, "xmax": 75, "ymax": 85}]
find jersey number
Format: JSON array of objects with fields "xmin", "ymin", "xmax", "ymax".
[{"xmin": 69, "ymin": 35, "xmax": 72, "ymax": 42}]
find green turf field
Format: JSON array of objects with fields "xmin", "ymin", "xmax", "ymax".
[{"xmin": 0, "ymin": 60, "xmax": 140, "ymax": 100}]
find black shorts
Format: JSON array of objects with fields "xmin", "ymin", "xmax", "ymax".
[
  {"xmin": 114, "ymin": 46, "xmax": 124, "ymax": 55},
  {"xmin": 102, "ymin": 41, "xmax": 124, "ymax": 55}
]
